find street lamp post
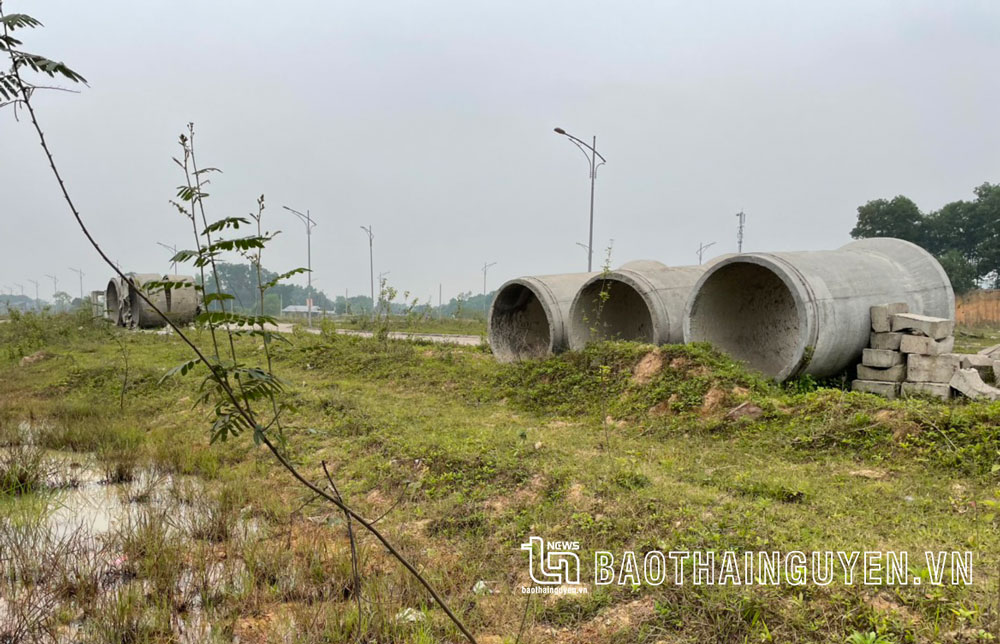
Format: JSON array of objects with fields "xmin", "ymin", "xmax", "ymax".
[
  {"xmin": 27, "ymin": 279, "xmax": 39, "ymax": 311},
  {"xmin": 157, "ymin": 242, "xmax": 179, "ymax": 274},
  {"xmin": 554, "ymin": 127, "xmax": 607, "ymax": 272},
  {"xmin": 360, "ymin": 225, "xmax": 374, "ymax": 320},
  {"xmin": 69, "ymin": 267, "xmax": 84, "ymax": 302},
  {"xmin": 45, "ymin": 274, "xmax": 57, "ymax": 299},
  {"xmin": 283, "ymin": 206, "xmax": 317, "ymax": 328},
  {"xmin": 481, "ymin": 261, "xmax": 497, "ymax": 314},
  {"xmin": 696, "ymin": 241, "xmax": 717, "ymax": 265}
]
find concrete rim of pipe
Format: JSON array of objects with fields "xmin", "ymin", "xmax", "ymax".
[
  {"xmin": 567, "ymin": 261, "xmax": 711, "ymax": 350},
  {"xmin": 488, "ymin": 277, "xmax": 561, "ymax": 362},
  {"xmin": 685, "ymin": 253, "xmax": 814, "ymax": 382},
  {"xmin": 105, "ymin": 279, "xmax": 122, "ymax": 326},
  {"xmin": 567, "ymin": 264, "xmax": 664, "ymax": 349},
  {"xmin": 683, "ymin": 238, "xmax": 954, "ymax": 382},
  {"xmin": 488, "ymin": 272, "xmax": 597, "ymax": 362}
]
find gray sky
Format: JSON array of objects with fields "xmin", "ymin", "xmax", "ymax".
[{"xmin": 3, "ymin": 0, "xmax": 999, "ymax": 303}]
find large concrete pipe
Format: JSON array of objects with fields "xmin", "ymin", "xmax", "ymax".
[
  {"xmin": 488, "ymin": 272, "xmax": 597, "ymax": 362},
  {"xmin": 105, "ymin": 278, "xmax": 124, "ymax": 326},
  {"xmin": 683, "ymin": 238, "xmax": 954, "ymax": 381},
  {"xmin": 567, "ymin": 261, "xmax": 710, "ymax": 350},
  {"xmin": 162, "ymin": 274, "xmax": 200, "ymax": 325},
  {"xmin": 127, "ymin": 273, "xmax": 170, "ymax": 329}
]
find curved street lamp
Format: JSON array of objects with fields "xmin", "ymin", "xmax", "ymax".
[{"xmin": 554, "ymin": 127, "xmax": 607, "ymax": 271}]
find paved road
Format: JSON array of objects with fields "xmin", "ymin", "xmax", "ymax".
[{"xmin": 275, "ymin": 323, "xmax": 484, "ymax": 346}]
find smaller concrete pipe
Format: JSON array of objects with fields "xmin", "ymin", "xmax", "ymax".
[
  {"xmin": 567, "ymin": 261, "xmax": 710, "ymax": 350},
  {"xmin": 127, "ymin": 273, "xmax": 170, "ymax": 329},
  {"xmin": 488, "ymin": 272, "xmax": 597, "ymax": 362},
  {"xmin": 105, "ymin": 278, "xmax": 124, "ymax": 326},
  {"xmin": 683, "ymin": 238, "xmax": 955, "ymax": 381},
  {"xmin": 162, "ymin": 274, "xmax": 200, "ymax": 325}
]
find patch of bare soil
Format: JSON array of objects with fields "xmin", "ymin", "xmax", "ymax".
[{"xmin": 633, "ymin": 351, "xmax": 664, "ymax": 385}]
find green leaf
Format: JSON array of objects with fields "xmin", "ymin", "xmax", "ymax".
[
  {"xmin": 158, "ymin": 359, "xmax": 199, "ymax": 383},
  {"xmin": 262, "ymin": 267, "xmax": 309, "ymax": 290},
  {"xmin": 0, "ymin": 14, "xmax": 44, "ymax": 30},
  {"xmin": 202, "ymin": 217, "xmax": 251, "ymax": 236}
]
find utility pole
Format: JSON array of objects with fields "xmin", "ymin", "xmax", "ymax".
[
  {"xmin": 439, "ymin": 283, "xmax": 442, "ymax": 320},
  {"xmin": 575, "ymin": 241, "xmax": 591, "ymax": 264},
  {"xmin": 735, "ymin": 211, "xmax": 746, "ymax": 253},
  {"xmin": 555, "ymin": 127, "xmax": 607, "ymax": 272},
  {"xmin": 45, "ymin": 274, "xmax": 58, "ymax": 299},
  {"xmin": 69, "ymin": 267, "xmax": 84, "ymax": 302},
  {"xmin": 360, "ymin": 225, "xmax": 374, "ymax": 320},
  {"xmin": 27, "ymin": 279, "xmax": 39, "ymax": 311},
  {"xmin": 283, "ymin": 206, "xmax": 317, "ymax": 328},
  {"xmin": 482, "ymin": 261, "xmax": 497, "ymax": 314},
  {"xmin": 696, "ymin": 241, "xmax": 717, "ymax": 265},
  {"xmin": 157, "ymin": 242, "xmax": 179, "ymax": 274}
]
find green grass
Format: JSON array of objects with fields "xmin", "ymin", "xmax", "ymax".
[{"xmin": 1, "ymin": 313, "xmax": 999, "ymax": 642}]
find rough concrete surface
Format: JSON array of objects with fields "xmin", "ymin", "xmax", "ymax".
[
  {"xmin": 862, "ymin": 348, "xmax": 904, "ymax": 368},
  {"xmin": 857, "ymin": 364, "xmax": 906, "ymax": 382},
  {"xmin": 891, "ymin": 313, "xmax": 954, "ymax": 339},
  {"xmin": 869, "ymin": 332, "xmax": 903, "ymax": 351},
  {"xmin": 871, "ymin": 303, "xmax": 908, "ymax": 333},
  {"xmin": 901, "ymin": 381, "xmax": 952, "ymax": 401},
  {"xmin": 906, "ymin": 353, "xmax": 961, "ymax": 383},
  {"xmin": 899, "ymin": 334, "xmax": 955, "ymax": 356},
  {"xmin": 950, "ymin": 368, "xmax": 1000, "ymax": 401},
  {"xmin": 852, "ymin": 380, "xmax": 900, "ymax": 398}
]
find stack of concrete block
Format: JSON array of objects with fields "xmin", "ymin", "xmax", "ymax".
[
  {"xmin": 852, "ymin": 303, "xmax": 911, "ymax": 399},
  {"xmin": 852, "ymin": 304, "xmax": 959, "ymax": 400},
  {"xmin": 852, "ymin": 303, "xmax": 1000, "ymax": 401}
]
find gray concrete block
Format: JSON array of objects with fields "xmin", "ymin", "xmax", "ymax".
[
  {"xmin": 862, "ymin": 348, "xmax": 904, "ymax": 368},
  {"xmin": 906, "ymin": 353, "xmax": 960, "ymax": 383},
  {"xmin": 899, "ymin": 334, "xmax": 954, "ymax": 356},
  {"xmin": 950, "ymin": 368, "xmax": 1000, "ymax": 401},
  {"xmin": 977, "ymin": 343, "xmax": 1000, "ymax": 359},
  {"xmin": 901, "ymin": 381, "xmax": 952, "ymax": 401},
  {"xmin": 959, "ymin": 354, "xmax": 996, "ymax": 382},
  {"xmin": 871, "ymin": 303, "xmax": 909, "ymax": 333},
  {"xmin": 995, "ymin": 362, "xmax": 1000, "ymax": 385},
  {"xmin": 890, "ymin": 313, "xmax": 954, "ymax": 340},
  {"xmin": 857, "ymin": 363, "xmax": 906, "ymax": 382},
  {"xmin": 852, "ymin": 379, "xmax": 900, "ymax": 399},
  {"xmin": 870, "ymin": 332, "xmax": 903, "ymax": 351}
]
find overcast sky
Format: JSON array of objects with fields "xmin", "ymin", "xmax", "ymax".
[{"xmin": 3, "ymin": 1, "xmax": 999, "ymax": 303}]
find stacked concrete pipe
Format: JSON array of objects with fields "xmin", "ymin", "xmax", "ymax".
[
  {"xmin": 567, "ymin": 260, "xmax": 713, "ymax": 350},
  {"xmin": 683, "ymin": 238, "xmax": 955, "ymax": 381},
  {"xmin": 103, "ymin": 273, "xmax": 200, "ymax": 329},
  {"xmin": 488, "ymin": 272, "xmax": 597, "ymax": 362}
]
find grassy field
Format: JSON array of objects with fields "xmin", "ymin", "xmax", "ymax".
[{"xmin": 1, "ymin": 311, "xmax": 999, "ymax": 642}]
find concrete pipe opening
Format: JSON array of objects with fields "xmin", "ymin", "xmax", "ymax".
[
  {"xmin": 105, "ymin": 279, "xmax": 122, "ymax": 326},
  {"xmin": 487, "ymin": 272, "xmax": 596, "ymax": 362},
  {"xmin": 488, "ymin": 282, "xmax": 552, "ymax": 362},
  {"xmin": 684, "ymin": 239, "xmax": 954, "ymax": 381},
  {"xmin": 568, "ymin": 278, "xmax": 654, "ymax": 347},
  {"xmin": 685, "ymin": 260, "xmax": 804, "ymax": 379}
]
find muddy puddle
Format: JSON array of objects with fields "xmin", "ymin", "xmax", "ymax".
[{"xmin": 1, "ymin": 425, "xmax": 256, "ymax": 642}]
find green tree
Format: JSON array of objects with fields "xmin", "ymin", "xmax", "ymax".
[
  {"xmin": 850, "ymin": 196, "xmax": 923, "ymax": 242},
  {"xmin": 936, "ymin": 249, "xmax": 978, "ymax": 294}
]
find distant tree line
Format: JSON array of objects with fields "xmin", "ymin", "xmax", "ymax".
[
  {"xmin": 205, "ymin": 262, "xmax": 493, "ymax": 319},
  {"xmin": 850, "ymin": 182, "xmax": 1000, "ymax": 294}
]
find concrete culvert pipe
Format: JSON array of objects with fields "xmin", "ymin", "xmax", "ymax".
[
  {"xmin": 567, "ymin": 261, "xmax": 710, "ymax": 350},
  {"xmin": 105, "ymin": 278, "xmax": 124, "ymax": 326},
  {"xmin": 127, "ymin": 273, "xmax": 171, "ymax": 329},
  {"xmin": 683, "ymin": 238, "xmax": 955, "ymax": 381},
  {"xmin": 488, "ymin": 272, "xmax": 597, "ymax": 362},
  {"xmin": 162, "ymin": 274, "xmax": 200, "ymax": 325}
]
